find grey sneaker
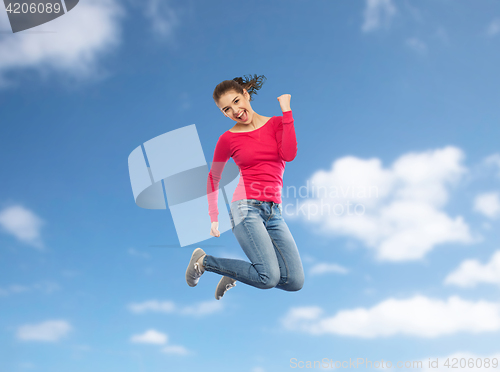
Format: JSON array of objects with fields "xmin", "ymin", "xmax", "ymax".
[
  {"xmin": 215, "ymin": 276, "xmax": 236, "ymax": 300},
  {"xmin": 185, "ymin": 248, "xmax": 206, "ymax": 287}
]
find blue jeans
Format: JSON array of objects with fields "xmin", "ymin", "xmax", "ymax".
[{"xmin": 203, "ymin": 199, "xmax": 305, "ymax": 291}]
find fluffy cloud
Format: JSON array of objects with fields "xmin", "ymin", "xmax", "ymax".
[
  {"xmin": 161, "ymin": 345, "xmax": 190, "ymax": 355},
  {"xmin": 17, "ymin": 320, "xmax": 71, "ymax": 341},
  {"xmin": 473, "ymin": 192, "xmax": 500, "ymax": 219},
  {"xmin": 130, "ymin": 329, "xmax": 168, "ymax": 345},
  {"xmin": 180, "ymin": 300, "xmax": 223, "ymax": 316},
  {"xmin": 128, "ymin": 300, "xmax": 176, "ymax": 313},
  {"xmin": 0, "ymin": 281, "xmax": 59, "ymax": 296},
  {"xmin": 445, "ymin": 250, "xmax": 500, "ymax": 288},
  {"xmin": 0, "ymin": 205, "xmax": 44, "ymax": 248},
  {"xmin": 285, "ymin": 146, "xmax": 474, "ymax": 261},
  {"xmin": 143, "ymin": 0, "xmax": 180, "ymax": 40},
  {"xmin": 130, "ymin": 329, "xmax": 190, "ymax": 355},
  {"xmin": 128, "ymin": 299, "xmax": 223, "ymax": 316},
  {"xmin": 0, "ymin": 0, "xmax": 124, "ymax": 86},
  {"xmin": 362, "ymin": 0, "xmax": 396, "ymax": 32},
  {"xmin": 310, "ymin": 262, "xmax": 349, "ymax": 275},
  {"xmin": 281, "ymin": 295, "xmax": 500, "ymax": 338}
]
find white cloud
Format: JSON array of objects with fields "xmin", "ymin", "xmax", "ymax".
[
  {"xmin": 285, "ymin": 146, "xmax": 474, "ymax": 261},
  {"xmin": 251, "ymin": 368, "xmax": 266, "ymax": 372},
  {"xmin": 406, "ymin": 37, "xmax": 427, "ymax": 53},
  {"xmin": 17, "ymin": 320, "xmax": 71, "ymax": 341},
  {"xmin": 310, "ymin": 262, "xmax": 349, "ymax": 275},
  {"xmin": 487, "ymin": 18, "xmax": 500, "ymax": 36},
  {"xmin": 143, "ymin": 0, "xmax": 180, "ymax": 40},
  {"xmin": 0, "ymin": 281, "xmax": 59, "ymax": 297},
  {"xmin": 282, "ymin": 307, "xmax": 324, "ymax": 329},
  {"xmin": 445, "ymin": 250, "xmax": 500, "ymax": 288},
  {"xmin": 179, "ymin": 300, "xmax": 223, "ymax": 317},
  {"xmin": 161, "ymin": 344, "xmax": 190, "ymax": 355},
  {"xmin": 130, "ymin": 329, "xmax": 168, "ymax": 345},
  {"xmin": 128, "ymin": 300, "xmax": 175, "ymax": 313},
  {"xmin": 0, "ymin": 205, "xmax": 44, "ymax": 248},
  {"xmin": 473, "ymin": 192, "xmax": 500, "ymax": 218},
  {"xmin": 362, "ymin": 0, "xmax": 396, "ymax": 33},
  {"xmin": 281, "ymin": 295, "xmax": 500, "ymax": 338},
  {"xmin": 130, "ymin": 330, "xmax": 190, "ymax": 355},
  {"xmin": 420, "ymin": 351, "xmax": 500, "ymax": 372},
  {"xmin": 0, "ymin": 0, "xmax": 124, "ymax": 87},
  {"xmin": 128, "ymin": 299, "xmax": 223, "ymax": 316}
]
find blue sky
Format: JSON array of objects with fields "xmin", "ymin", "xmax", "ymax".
[{"xmin": 1, "ymin": 0, "xmax": 500, "ymax": 371}]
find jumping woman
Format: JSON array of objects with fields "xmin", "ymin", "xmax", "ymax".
[{"xmin": 185, "ymin": 74, "xmax": 305, "ymax": 300}]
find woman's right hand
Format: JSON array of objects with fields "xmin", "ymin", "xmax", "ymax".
[{"xmin": 210, "ymin": 221, "xmax": 221, "ymax": 237}]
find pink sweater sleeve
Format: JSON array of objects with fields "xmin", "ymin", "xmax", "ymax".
[
  {"xmin": 276, "ymin": 110, "xmax": 298, "ymax": 162},
  {"xmin": 207, "ymin": 134, "xmax": 231, "ymax": 223}
]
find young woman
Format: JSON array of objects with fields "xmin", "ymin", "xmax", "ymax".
[{"xmin": 185, "ymin": 74, "xmax": 305, "ymax": 300}]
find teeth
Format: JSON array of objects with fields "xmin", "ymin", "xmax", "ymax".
[{"xmin": 238, "ymin": 110, "xmax": 245, "ymax": 118}]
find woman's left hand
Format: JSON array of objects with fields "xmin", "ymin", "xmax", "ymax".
[{"xmin": 277, "ymin": 94, "xmax": 291, "ymax": 112}]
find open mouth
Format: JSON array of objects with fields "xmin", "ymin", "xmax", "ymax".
[{"xmin": 237, "ymin": 110, "xmax": 248, "ymax": 121}]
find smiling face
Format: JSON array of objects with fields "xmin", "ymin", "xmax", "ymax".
[{"xmin": 216, "ymin": 89, "xmax": 254, "ymax": 124}]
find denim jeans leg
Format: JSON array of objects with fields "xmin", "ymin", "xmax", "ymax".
[
  {"xmin": 203, "ymin": 200, "xmax": 281, "ymax": 289},
  {"xmin": 266, "ymin": 203, "xmax": 305, "ymax": 292}
]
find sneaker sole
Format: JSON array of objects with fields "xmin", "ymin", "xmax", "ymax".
[
  {"xmin": 215, "ymin": 276, "xmax": 236, "ymax": 300},
  {"xmin": 185, "ymin": 248, "xmax": 206, "ymax": 287}
]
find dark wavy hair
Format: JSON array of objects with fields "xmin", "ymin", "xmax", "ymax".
[{"xmin": 213, "ymin": 74, "xmax": 267, "ymax": 104}]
